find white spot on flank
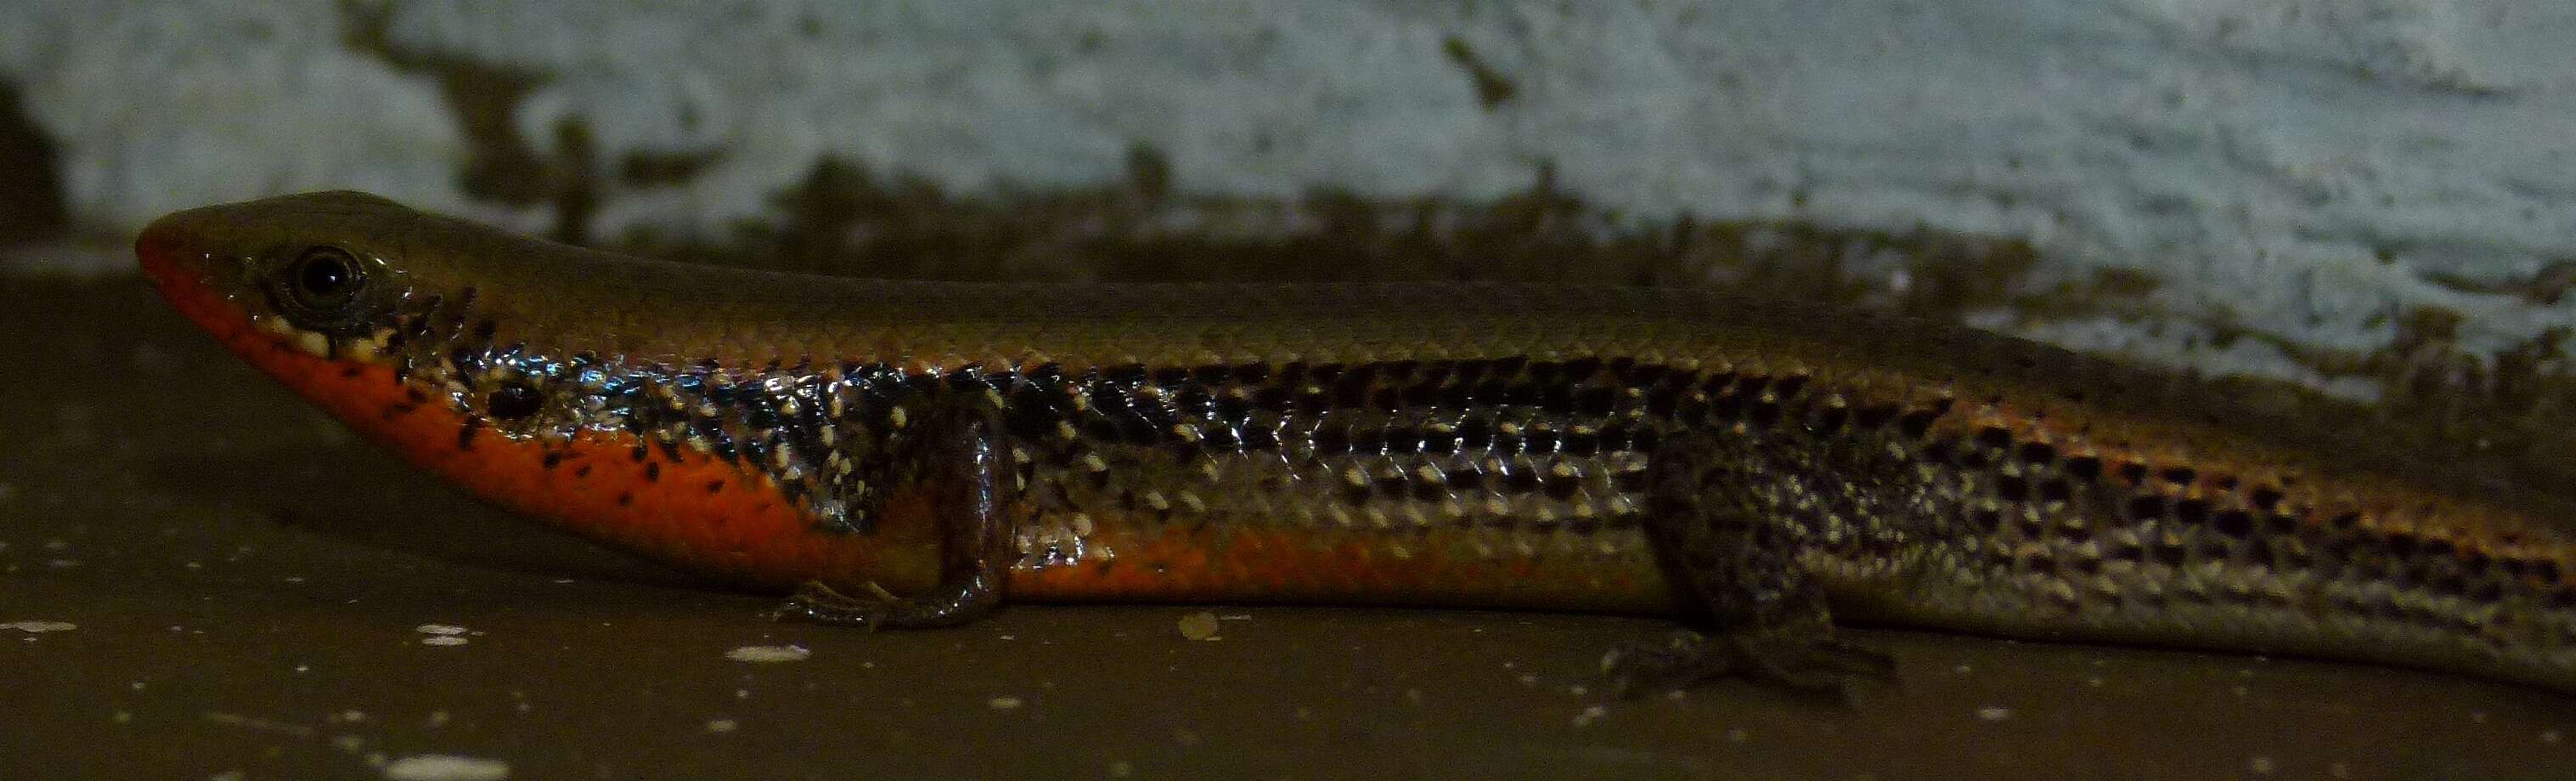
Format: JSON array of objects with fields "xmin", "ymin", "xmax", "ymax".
[
  {"xmin": 725, "ymin": 644, "xmax": 811, "ymax": 663},
  {"xmin": 1976, "ymin": 705, "xmax": 2013, "ymax": 722},
  {"xmin": 988, "ymin": 695, "xmax": 1024, "ymax": 710}
]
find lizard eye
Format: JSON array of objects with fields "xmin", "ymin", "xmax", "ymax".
[
  {"xmin": 288, "ymin": 246, "xmax": 364, "ymax": 308},
  {"xmin": 268, "ymin": 245, "xmax": 380, "ymax": 333}
]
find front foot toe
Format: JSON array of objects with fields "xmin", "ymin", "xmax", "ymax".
[
  {"xmin": 1602, "ymin": 629, "xmax": 1895, "ymax": 699},
  {"xmin": 766, "ymin": 580, "xmax": 903, "ymax": 628}
]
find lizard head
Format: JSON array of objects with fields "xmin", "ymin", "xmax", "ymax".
[
  {"xmin": 135, "ymin": 192, "xmax": 944, "ymax": 595},
  {"xmin": 136, "ymin": 190, "xmax": 426, "ymax": 361}
]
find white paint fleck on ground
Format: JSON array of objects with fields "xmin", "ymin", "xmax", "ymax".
[
  {"xmin": 202, "ymin": 711, "xmax": 316, "ymax": 739},
  {"xmin": 724, "ymin": 643, "xmax": 810, "ymax": 663},
  {"xmin": 1570, "ymin": 705, "xmax": 1609, "ymax": 727},
  {"xmin": 1175, "ymin": 610, "xmax": 1222, "ymax": 641},
  {"xmin": 382, "ymin": 754, "xmax": 510, "ymax": 781},
  {"xmin": 414, "ymin": 625, "xmax": 473, "ymax": 646}
]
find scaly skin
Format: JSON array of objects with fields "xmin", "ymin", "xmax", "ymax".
[{"xmin": 138, "ymin": 191, "xmax": 2576, "ymax": 692}]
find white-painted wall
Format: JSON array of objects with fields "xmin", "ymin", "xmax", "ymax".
[{"xmin": 7, "ymin": 1, "xmax": 2573, "ymax": 388}]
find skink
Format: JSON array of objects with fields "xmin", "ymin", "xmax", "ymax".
[{"xmin": 136, "ymin": 191, "xmax": 2576, "ymax": 693}]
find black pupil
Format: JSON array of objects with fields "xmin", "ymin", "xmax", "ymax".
[{"xmin": 299, "ymin": 252, "xmax": 352, "ymax": 297}]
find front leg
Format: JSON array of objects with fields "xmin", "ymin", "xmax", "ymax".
[
  {"xmin": 1608, "ymin": 428, "xmax": 1896, "ymax": 696},
  {"xmin": 769, "ymin": 401, "xmax": 1012, "ymax": 629}
]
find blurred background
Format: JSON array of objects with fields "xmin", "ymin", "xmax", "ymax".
[{"xmin": 3, "ymin": 2, "xmax": 2573, "ymax": 779}]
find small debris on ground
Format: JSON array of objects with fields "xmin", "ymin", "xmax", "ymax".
[
  {"xmin": 382, "ymin": 754, "xmax": 510, "ymax": 781},
  {"xmin": 1175, "ymin": 611, "xmax": 1222, "ymax": 641},
  {"xmin": 414, "ymin": 625, "xmax": 471, "ymax": 646},
  {"xmin": 724, "ymin": 644, "xmax": 811, "ymax": 663}
]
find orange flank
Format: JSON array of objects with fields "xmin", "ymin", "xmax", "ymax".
[{"xmin": 1008, "ymin": 516, "xmax": 1677, "ymax": 613}]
